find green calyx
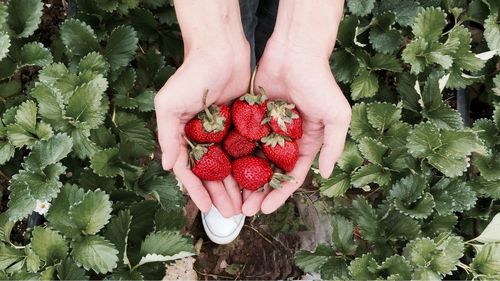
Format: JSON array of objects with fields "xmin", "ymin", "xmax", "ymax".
[
  {"xmin": 240, "ymin": 68, "xmax": 268, "ymax": 105},
  {"xmin": 185, "ymin": 137, "xmax": 209, "ymax": 166},
  {"xmin": 264, "ymin": 100, "xmax": 299, "ymax": 132},
  {"xmin": 198, "ymin": 105, "xmax": 226, "ymax": 133},
  {"xmin": 261, "ymin": 133, "xmax": 291, "ymax": 147},
  {"xmin": 198, "ymin": 89, "xmax": 225, "ymax": 133},
  {"xmin": 270, "ymin": 173, "xmax": 295, "ymax": 189}
]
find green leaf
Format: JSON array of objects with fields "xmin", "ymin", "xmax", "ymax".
[
  {"xmin": 369, "ymin": 53, "xmax": 403, "ymax": 72},
  {"xmin": 347, "ymin": 0, "xmax": 375, "ymax": 16},
  {"xmin": 24, "ymin": 133, "xmax": 72, "ymax": 170},
  {"xmin": 471, "ymin": 242, "xmax": 500, "ymax": 277},
  {"xmin": 295, "ymin": 244, "xmax": 335, "ymax": 273},
  {"xmin": 389, "ymin": 175, "xmax": 435, "ymax": 219},
  {"xmin": 366, "ymin": 102, "xmax": 402, "ymax": 131},
  {"xmin": 60, "ymin": 19, "xmax": 99, "ymax": 59},
  {"xmin": 95, "ymin": 0, "xmax": 119, "ymax": 12},
  {"xmin": 431, "ymin": 178, "xmax": 476, "ymax": 215},
  {"xmin": 25, "ymin": 247, "xmax": 41, "ymax": 273},
  {"xmin": 104, "ymin": 209, "xmax": 132, "ymax": 265},
  {"xmin": 46, "ymin": 184, "xmax": 85, "ymax": 237},
  {"xmin": 70, "ymin": 189, "xmax": 112, "ymax": 235},
  {"xmin": 337, "ymin": 15, "xmax": 359, "ymax": 47},
  {"xmin": 0, "ymin": 244, "xmax": 24, "ymax": 271},
  {"xmin": 90, "ymin": 148, "xmax": 122, "ymax": 177},
  {"xmin": 0, "ymin": 141, "xmax": 15, "ymax": 165},
  {"xmin": 20, "ymin": 42, "xmax": 52, "ymax": 67},
  {"xmin": 71, "ymin": 129, "xmax": 98, "ymax": 159},
  {"xmin": 404, "ymin": 238, "xmax": 437, "ymax": 267},
  {"xmin": 351, "ymin": 69, "xmax": 379, "ymax": 100},
  {"xmin": 379, "ymin": 255, "xmax": 412, "ymax": 280},
  {"xmin": 71, "ymin": 235, "xmax": 118, "ymax": 274},
  {"xmin": 337, "ymin": 141, "xmax": 364, "ymax": 172},
  {"xmin": 358, "ymin": 137, "xmax": 388, "ymax": 165},
  {"xmin": 66, "ymin": 82, "xmax": 107, "ymax": 130},
  {"xmin": 78, "ymin": 52, "xmax": 109, "ymax": 75},
  {"xmin": 351, "ymin": 164, "xmax": 391, "ymax": 187},
  {"xmin": 369, "ymin": 29, "xmax": 403, "ymax": 55},
  {"xmin": 0, "ymin": 79, "xmax": 21, "ymax": 99},
  {"xmin": 31, "ymin": 226, "xmax": 68, "ymax": 264},
  {"xmin": 351, "ymin": 196, "xmax": 379, "ymax": 241},
  {"xmin": 135, "ymin": 90, "xmax": 155, "ymax": 112},
  {"xmin": 401, "ymin": 38, "xmax": 428, "ymax": 74},
  {"xmin": 12, "ymin": 164, "xmax": 64, "ymax": 201},
  {"xmin": 104, "ymin": 25, "xmax": 138, "ymax": 71},
  {"xmin": 31, "ymin": 83, "xmax": 66, "ymax": 131},
  {"xmin": 349, "ymin": 253, "xmax": 378, "ymax": 280},
  {"xmin": 423, "ymin": 214, "xmax": 458, "ymax": 236},
  {"xmin": 413, "ymin": 7, "xmax": 447, "ymax": 42},
  {"xmin": 155, "ymin": 208, "xmax": 185, "ymax": 231},
  {"xmin": 7, "ymin": 0, "xmax": 43, "ymax": 38},
  {"xmin": 331, "ymin": 49, "xmax": 359, "ymax": 83},
  {"xmin": 318, "ymin": 169, "xmax": 351, "ymax": 197},
  {"xmin": 331, "ymin": 215, "xmax": 357, "ymax": 254},
  {"xmin": 383, "ymin": 210, "xmax": 421, "ymax": 240},
  {"xmin": 6, "ymin": 186, "xmax": 37, "ymax": 221},
  {"xmin": 350, "ymin": 103, "xmax": 379, "ymax": 140},
  {"xmin": 0, "ymin": 213, "xmax": 15, "ymax": 242},
  {"xmin": 138, "ymin": 231, "xmax": 193, "ymax": 266},
  {"xmin": 114, "ymin": 112, "xmax": 155, "ymax": 157},
  {"xmin": 56, "ymin": 257, "xmax": 89, "ymax": 280},
  {"xmin": 379, "ymin": 0, "xmax": 420, "ymax": 26},
  {"xmin": 484, "ymin": 13, "xmax": 500, "ymax": 52},
  {"xmin": 0, "ymin": 32, "xmax": 10, "ymax": 61},
  {"xmin": 474, "ymin": 214, "xmax": 500, "ymax": 243},
  {"xmin": 130, "ymin": 9, "xmax": 159, "ymax": 42}
]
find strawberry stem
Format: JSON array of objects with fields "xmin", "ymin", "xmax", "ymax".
[
  {"xmin": 202, "ymin": 90, "xmax": 214, "ymax": 120},
  {"xmin": 249, "ymin": 68, "xmax": 257, "ymax": 96},
  {"xmin": 183, "ymin": 136, "xmax": 196, "ymax": 149}
]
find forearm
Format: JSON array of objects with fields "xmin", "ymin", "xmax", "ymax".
[
  {"xmin": 270, "ymin": 1, "xmax": 345, "ymax": 60},
  {"xmin": 173, "ymin": 0, "xmax": 247, "ymax": 56}
]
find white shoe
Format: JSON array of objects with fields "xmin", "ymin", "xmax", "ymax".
[{"xmin": 201, "ymin": 206, "xmax": 245, "ymax": 245}]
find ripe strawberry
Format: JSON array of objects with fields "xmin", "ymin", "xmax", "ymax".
[
  {"xmin": 232, "ymin": 86, "xmax": 271, "ymax": 141},
  {"xmin": 222, "ymin": 130, "xmax": 256, "ymax": 158},
  {"xmin": 232, "ymin": 156, "xmax": 293, "ymax": 191},
  {"xmin": 261, "ymin": 133, "xmax": 299, "ymax": 172},
  {"xmin": 185, "ymin": 104, "xmax": 231, "ymax": 143},
  {"xmin": 264, "ymin": 101, "xmax": 302, "ymax": 139},
  {"xmin": 187, "ymin": 141, "xmax": 231, "ymax": 181}
]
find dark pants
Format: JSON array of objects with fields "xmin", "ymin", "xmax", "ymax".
[{"xmin": 239, "ymin": 0, "xmax": 279, "ymax": 69}]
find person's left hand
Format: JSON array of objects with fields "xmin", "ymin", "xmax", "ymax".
[{"xmin": 241, "ymin": 39, "xmax": 352, "ymax": 216}]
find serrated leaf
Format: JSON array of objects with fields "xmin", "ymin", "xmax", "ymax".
[
  {"xmin": 71, "ymin": 129, "xmax": 98, "ymax": 159},
  {"xmin": 369, "ymin": 53, "xmax": 403, "ymax": 72},
  {"xmin": 413, "ymin": 7, "xmax": 447, "ymax": 42},
  {"xmin": 351, "ymin": 164, "xmax": 391, "ymax": 187},
  {"xmin": 350, "ymin": 103, "xmax": 379, "ymax": 140},
  {"xmin": 379, "ymin": 255, "xmax": 412, "ymax": 280},
  {"xmin": 471, "ymin": 242, "xmax": 500, "ymax": 277},
  {"xmin": 130, "ymin": 8, "xmax": 159, "ymax": 42},
  {"xmin": 331, "ymin": 49, "xmax": 359, "ymax": 83},
  {"xmin": 369, "ymin": 29, "xmax": 403, "ymax": 55},
  {"xmin": 46, "ymin": 184, "xmax": 85, "ymax": 237},
  {"xmin": 349, "ymin": 253, "xmax": 378, "ymax": 280},
  {"xmin": 367, "ymin": 102, "xmax": 402, "ymax": 131},
  {"xmin": 31, "ymin": 226, "xmax": 68, "ymax": 264},
  {"xmin": 426, "ymin": 104, "xmax": 464, "ymax": 130},
  {"xmin": 0, "ymin": 213, "xmax": 15, "ymax": 242},
  {"xmin": 24, "ymin": 133, "xmax": 72, "ymax": 170},
  {"xmin": 295, "ymin": 244, "xmax": 335, "ymax": 273},
  {"xmin": 0, "ymin": 79, "xmax": 21, "ymax": 99},
  {"xmin": 139, "ymin": 231, "xmax": 193, "ymax": 259},
  {"xmin": 104, "ymin": 209, "xmax": 132, "ymax": 265},
  {"xmin": 0, "ymin": 141, "xmax": 15, "ymax": 165},
  {"xmin": 70, "ymin": 190, "xmax": 112, "ymax": 235},
  {"xmin": 331, "ymin": 215, "xmax": 356, "ymax": 254},
  {"xmin": 383, "ymin": 210, "xmax": 421, "ymax": 240},
  {"xmin": 66, "ymin": 82, "xmax": 107, "ymax": 129},
  {"xmin": 0, "ymin": 244, "xmax": 24, "ymax": 271},
  {"xmin": 71, "ymin": 235, "xmax": 118, "ymax": 274},
  {"xmin": 351, "ymin": 69, "xmax": 379, "ymax": 100},
  {"xmin": 104, "ymin": 25, "xmax": 138, "ymax": 70},
  {"xmin": 31, "ymin": 83, "xmax": 67, "ymax": 131},
  {"xmin": 25, "ymin": 247, "xmax": 41, "ymax": 273},
  {"xmin": 431, "ymin": 178, "xmax": 476, "ymax": 215},
  {"xmin": 379, "ymin": 0, "xmax": 420, "ymax": 26},
  {"xmin": 90, "ymin": 147, "xmax": 122, "ymax": 177},
  {"xmin": 78, "ymin": 52, "xmax": 109, "ymax": 75},
  {"xmin": 347, "ymin": 0, "xmax": 375, "ymax": 16},
  {"xmin": 432, "ymin": 234, "xmax": 464, "ymax": 275},
  {"xmin": 60, "ymin": 19, "xmax": 99, "ymax": 59},
  {"xmin": 351, "ymin": 196, "xmax": 379, "ymax": 241},
  {"xmin": 0, "ymin": 32, "xmax": 10, "ymax": 61},
  {"xmin": 114, "ymin": 111, "xmax": 155, "ymax": 157},
  {"xmin": 358, "ymin": 137, "xmax": 388, "ymax": 165},
  {"xmin": 484, "ymin": 13, "xmax": 500, "ymax": 52},
  {"xmin": 56, "ymin": 257, "xmax": 89, "ymax": 280},
  {"xmin": 423, "ymin": 214, "xmax": 458, "ymax": 236},
  {"xmin": 135, "ymin": 90, "xmax": 155, "ymax": 112},
  {"xmin": 12, "ymin": 164, "xmax": 64, "ymax": 201},
  {"xmin": 404, "ymin": 238, "xmax": 437, "ymax": 267},
  {"xmin": 319, "ymin": 169, "xmax": 351, "ymax": 197},
  {"xmin": 337, "ymin": 15, "xmax": 359, "ymax": 48},
  {"xmin": 95, "ymin": 0, "xmax": 118, "ymax": 12},
  {"xmin": 155, "ymin": 208, "xmax": 185, "ymax": 231},
  {"xmin": 20, "ymin": 42, "xmax": 52, "ymax": 67},
  {"xmin": 389, "ymin": 176, "xmax": 435, "ymax": 219},
  {"xmin": 474, "ymin": 214, "xmax": 500, "ymax": 243},
  {"xmin": 402, "ymin": 38, "xmax": 429, "ymax": 74},
  {"xmin": 7, "ymin": 0, "xmax": 43, "ymax": 38},
  {"xmin": 6, "ymin": 186, "xmax": 37, "ymax": 221}
]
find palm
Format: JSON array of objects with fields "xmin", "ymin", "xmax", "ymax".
[
  {"xmin": 155, "ymin": 52, "xmax": 250, "ymax": 216},
  {"xmin": 242, "ymin": 52, "xmax": 351, "ymax": 215}
]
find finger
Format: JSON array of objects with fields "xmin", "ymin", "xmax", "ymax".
[
  {"xmin": 173, "ymin": 147, "xmax": 212, "ymax": 213},
  {"xmin": 224, "ymin": 176, "xmax": 242, "ymax": 215},
  {"xmin": 260, "ymin": 154, "xmax": 314, "ymax": 214},
  {"xmin": 155, "ymin": 98, "xmax": 180, "ymax": 170},
  {"xmin": 204, "ymin": 181, "xmax": 234, "ymax": 218},
  {"xmin": 243, "ymin": 189, "xmax": 252, "ymax": 201},
  {"xmin": 242, "ymin": 186, "xmax": 271, "ymax": 216},
  {"xmin": 318, "ymin": 114, "xmax": 350, "ymax": 178}
]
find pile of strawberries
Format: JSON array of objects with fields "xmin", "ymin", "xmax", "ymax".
[{"xmin": 184, "ymin": 84, "xmax": 302, "ymax": 191}]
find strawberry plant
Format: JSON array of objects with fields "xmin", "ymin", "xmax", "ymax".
[
  {"xmin": 298, "ymin": 0, "xmax": 500, "ymax": 280},
  {"xmin": 0, "ymin": 0, "xmax": 498, "ymax": 280}
]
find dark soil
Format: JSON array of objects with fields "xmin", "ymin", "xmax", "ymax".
[{"xmin": 35, "ymin": 0, "xmax": 67, "ymax": 48}]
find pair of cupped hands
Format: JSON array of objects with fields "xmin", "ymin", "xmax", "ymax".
[{"xmin": 154, "ymin": 38, "xmax": 352, "ymax": 218}]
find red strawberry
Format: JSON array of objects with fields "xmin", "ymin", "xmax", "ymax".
[
  {"xmin": 261, "ymin": 133, "xmax": 299, "ymax": 172},
  {"xmin": 187, "ymin": 141, "xmax": 231, "ymax": 181},
  {"xmin": 222, "ymin": 130, "xmax": 256, "ymax": 158},
  {"xmin": 265, "ymin": 101, "xmax": 303, "ymax": 139},
  {"xmin": 232, "ymin": 156, "xmax": 293, "ymax": 191},
  {"xmin": 232, "ymin": 87, "xmax": 271, "ymax": 141},
  {"xmin": 185, "ymin": 104, "xmax": 231, "ymax": 143}
]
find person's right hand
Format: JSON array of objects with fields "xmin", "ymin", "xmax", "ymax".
[{"xmin": 154, "ymin": 45, "xmax": 250, "ymax": 217}]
